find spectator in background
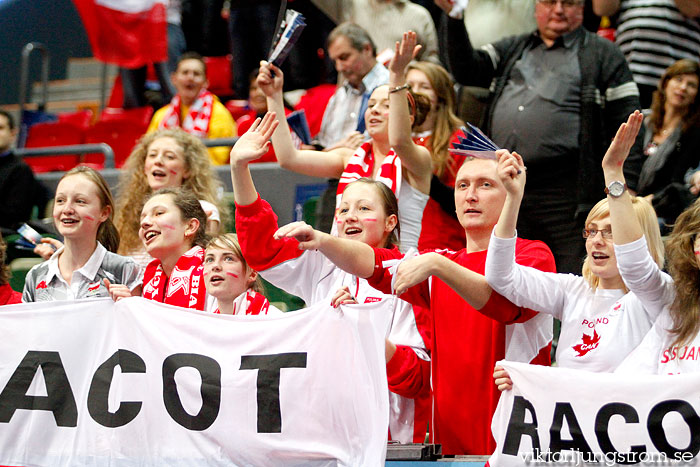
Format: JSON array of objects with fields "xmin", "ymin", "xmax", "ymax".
[
  {"xmin": 115, "ymin": 128, "xmax": 225, "ymax": 267},
  {"xmin": 121, "ymin": 0, "xmax": 184, "ymax": 109},
  {"xmin": 0, "ymin": 110, "xmax": 47, "ymax": 232},
  {"xmin": 592, "ymin": 0, "xmax": 700, "ymax": 109},
  {"xmin": 147, "ymin": 52, "xmax": 236, "ymax": 165},
  {"xmin": 312, "ymin": 0, "xmax": 440, "ymax": 63},
  {"xmin": 317, "ymin": 22, "xmax": 389, "ymax": 150},
  {"xmin": 436, "ymin": 0, "xmax": 644, "ymax": 274},
  {"xmin": 220, "ymin": 0, "xmax": 279, "ymax": 100},
  {"xmin": 0, "ymin": 233, "xmax": 21, "ymax": 305},
  {"xmin": 637, "ymin": 59, "xmax": 700, "ymax": 230}
]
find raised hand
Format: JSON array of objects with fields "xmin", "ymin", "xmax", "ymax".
[
  {"xmin": 274, "ymin": 221, "xmax": 323, "ymax": 250},
  {"xmin": 602, "ymin": 110, "xmax": 643, "ymax": 172},
  {"xmin": 496, "ymin": 149, "xmax": 526, "ymax": 199},
  {"xmin": 230, "ymin": 112, "xmax": 279, "ymax": 166},
  {"xmin": 256, "ymin": 60, "xmax": 284, "ymax": 98},
  {"xmin": 388, "ymin": 31, "xmax": 422, "ymax": 76}
]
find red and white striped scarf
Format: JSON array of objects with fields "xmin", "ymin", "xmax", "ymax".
[
  {"xmin": 336, "ymin": 141, "xmax": 402, "ymax": 198},
  {"xmin": 213, "ymin": 289, "xmax": 271, "ymax": 315},
  {"xmin": 142, "ymin": 246, "xmax": 207, "ymax": 310},
  {"xmin": 159, "ymin": 89, "xmax": 215, "ymax": 137}
]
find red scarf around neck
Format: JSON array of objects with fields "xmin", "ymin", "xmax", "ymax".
[
  {"xmin": 142, "ymin": 246, "xmax": 207, "ymax": 310},
  {"xmin": 213, "ymin": 289, "xmax": 271, "ymax": 315},
  {"xmin": 337, "ymin": 141, "xmax": 402, "ymax": 198},
  {"xmin": 159, "ymin": 89, "xmax": 215, "ymax": 137}
]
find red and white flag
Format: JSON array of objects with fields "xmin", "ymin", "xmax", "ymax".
[{"xmin": 72, "ymin": 0, "xmax": 167, "ymax": 68}]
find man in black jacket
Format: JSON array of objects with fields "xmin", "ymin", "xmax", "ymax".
[
  {"xmin": 0, "ymin": 110, "xmax": 47, "ymax": 232},
  {"xmin": 435, "ymin": 0, "xmax": 643, "ymax": 273}
]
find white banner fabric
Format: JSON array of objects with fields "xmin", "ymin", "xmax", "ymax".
[
  {"xmin": 490, "ymin": 361, "xmax": 700, "ymax": 466},
  {"xmin": 0, "ymin": 297, "xmax": 391, "ymax": 466}
]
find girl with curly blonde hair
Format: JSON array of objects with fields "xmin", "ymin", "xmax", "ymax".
[{"xmin": 114, "ymin": 128, "xmax": 225, "ymax": 265}]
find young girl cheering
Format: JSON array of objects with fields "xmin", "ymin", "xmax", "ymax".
[
  {"xmin": 203, "ymin": 233, "xmax": 281, "ymax": 315},
  {"xmin": 137, "ymin": 187, "xmax": 209, "ymax": 310},
  {"xmin": 23, "ymin": 166, "xmax": 142, "ymax": 302},
  {"xmin": 231, "ymin": 112, "xmax": 431, "ymax": 444}
]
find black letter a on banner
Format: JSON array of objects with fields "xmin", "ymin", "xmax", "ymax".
[
  {"xmin": 0, "ymin": 351, "xmax": 77, "ymax": 427},
  {"xmin": 502, "ymin": 395, "xmax": 541, "ymax": 455},
  {"xmin": 240, "ymin": 353, "xmax": 307, "ymax": 433}
]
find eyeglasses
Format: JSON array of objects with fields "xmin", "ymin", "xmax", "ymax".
[
  {"xmin": 537, "ymin": 0, "xmax": 584, "ymax": 8},
  {"xmin": 582, "ymin": 228, "xmax": 613, "ymax": 240}
]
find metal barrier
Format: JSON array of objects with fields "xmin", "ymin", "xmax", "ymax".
[
  {"xmin": 202, "ymin": 137, "xmax": 239, "ymax": 148},
  {"xmin": 18, "ymin": 42, "xmax": 49, "ymax": 114},
  {"xmin": 16, "ymin": 143, "xmax": 116, "ymax": 169}
]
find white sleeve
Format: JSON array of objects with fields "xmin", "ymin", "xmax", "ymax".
[
  {"xmin": 615, "ymin": 237, "xmax": 674, "ymax": 320},
  {"xmin": 199, "ymin": 199, "xmax": 220, "ymax": 223},
  {"xmin": 259, "ymin": 250, "xmax": 329, "ymax": 305},
  {"xmin": 485, "ymin": 232, "xmax": 571, "ymax": 320}
]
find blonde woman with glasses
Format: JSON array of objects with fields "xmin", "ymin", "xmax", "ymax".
[{"xmin": 486, "ymin": 115, "xmax": 665, "ymax": 389}]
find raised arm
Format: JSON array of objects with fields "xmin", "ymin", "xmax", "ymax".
[
  {"xmin": 493, "ymin": 150, "xmax": 526, "ymax": 239},
  {"xmin": 601, "ymin": 111, "xmax": 644, "ymax": 245},
  {"xmin": 388, "ymin": 31, "xmax": 432, "ymax": 194},
  {"xmin": 230, "ymin": 112, "xmax": 280, "ymax": 206},
  {"xmin": 486, "ymin": 151, "xmax": 568, "ymax": 319},
  {"xmin": 257, "ymin": 61, "xmax": 349, "ymax": 178},
  {"xmin": 273, "ymin": 222, "xmax": 377, "ymax": 278}
]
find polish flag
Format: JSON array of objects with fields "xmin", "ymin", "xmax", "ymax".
[{"xmin": 72, "ymin": 0, "xmax": 167, "ymax": 68}]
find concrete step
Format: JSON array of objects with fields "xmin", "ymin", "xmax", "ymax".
[{"xmin": 66, "ymin": 58, "xmax": 118, "ymax": 80}]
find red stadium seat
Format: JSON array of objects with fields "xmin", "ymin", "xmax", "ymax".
[
  {"xmin": 24, "ymin": 121, "xmax": 84, "ymax": 172},
  {"xmin": 84, "ymin": 120, "xmax": 144, "ymax": 168},
  {"xmin": 100, "ymin": 106, "xmax": 154, "ymax": 130},
  {"xmin": 57, "ymin": 109, "xmax": 94, "ymax": 130},
  {"xmin": 204, "ymin": 55, "xmax": 234, "ymax": 99},
  {"xmin": 225, "ymin": 99, "xmax": 250, "ymax": 122}
]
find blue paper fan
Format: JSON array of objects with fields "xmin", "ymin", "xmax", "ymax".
[{"xmin": 449, "ymin": 123, "xmax": 500, "ymax": 160}]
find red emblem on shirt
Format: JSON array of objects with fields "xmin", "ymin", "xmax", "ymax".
[
  {"xmin": 87, "ymin": 282, "xmax": 101, "ymax": 292},
  {"xmin": 572, "ymin": 329, "xmax": 601, "ymax": 357},
  {"xmin": 364, "ymin": 297, "xmax": 382, "ymax": 304},
  {"xmin": 36, "ymin": 281, "xmax": 47, "ymax": 290}
]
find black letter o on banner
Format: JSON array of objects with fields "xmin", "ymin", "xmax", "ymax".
[
  {"xmin": 648, "ymin": 400, "xmax": 700, "ymax": 457},
  {"xmin": 162, "ymin": 354, "xmax": 221, "ymax": 431}
]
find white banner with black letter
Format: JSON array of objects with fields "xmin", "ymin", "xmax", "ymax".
[
  {"xmin": 0, "ymin": 297, "xmax": 391, "ymax": 466},
  {"xmin": 490, "ymin": 361, "xmax": 700, "ymax": 466}
]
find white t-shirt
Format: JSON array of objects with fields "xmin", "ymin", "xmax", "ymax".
[{"xmin": 486, "ymin": 234, "xmax": 664, "ymax": 372}]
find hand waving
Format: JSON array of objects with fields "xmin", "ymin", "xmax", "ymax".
[
  {"xmin": 601, "ymin": 110, "xmax": 643, "ymax": 172},
  {"xmin": 388, "ymin": 31, "xmax": 422, "ymax": 76},
  {"xmin": 230, "ymin": 112, "xmax": 279, "ymax": 166}
]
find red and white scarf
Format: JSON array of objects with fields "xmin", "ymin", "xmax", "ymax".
[
  {"xmin": 213, "ymin": 289, "xmax": 271, "ymax": 315},
  {"xmin": 142, "ymin": 246, "xmax": 207, "ymax": 310},
  {"xmin": 336, "ymin": 142, "xmax": 402, "ymax": 199},
  {"xmin": 159, "ymin": 89, "xmax": 215, "ymax": 137}
]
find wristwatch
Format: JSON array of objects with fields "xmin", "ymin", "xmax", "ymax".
[{"xmin": 604, "ymin": 180, "xmax": 627, "ymax": 198}]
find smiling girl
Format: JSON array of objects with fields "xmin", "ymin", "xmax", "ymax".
[
  {"xmin": 22, "ymin": 167, "xmax": 142, "ymax": 302},
  {"xmin": 138, "ymin": 187, "xmax": 209, "ymax": 310},
  {"xmin": 486, "ymin": 114, "xmax": 666, "ymax": 388},
  {"xmin": 115, "ymin": 128, "xmax": 224, "ymax": 267},
  {"xmin": 231, "ymin": 112, "xmax": 430, "ymax": 443},
  {"xmin": 203, "ymin": 233, "xmax": 280, "ymax": 315}
]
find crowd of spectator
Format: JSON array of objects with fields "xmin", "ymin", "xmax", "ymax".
[{"xmin": 2, "ymin": 0, "xmax": 700, "ymax": 459}]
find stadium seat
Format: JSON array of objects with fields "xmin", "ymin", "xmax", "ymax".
[
  {"xmin": 84, "ymin": 120, "xmax": 144, "ymax": 168},
  {"xmin": 24, "ymin": 121, "xmax": 84, "ymax": 172},
  {"xmin": 100, "ymin": 106, "xmax": 154, "ymax": 130},
  {"xmin": 225, "ymin": 100, "xmax": 250, "ymax": 122},
  {"xmin": 57, "ymin": 109, "xmax": 94, "ymax": 130},
  {"xmin": 204, "ymin": 55, "xmax": 234, "ymax": 99}
]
